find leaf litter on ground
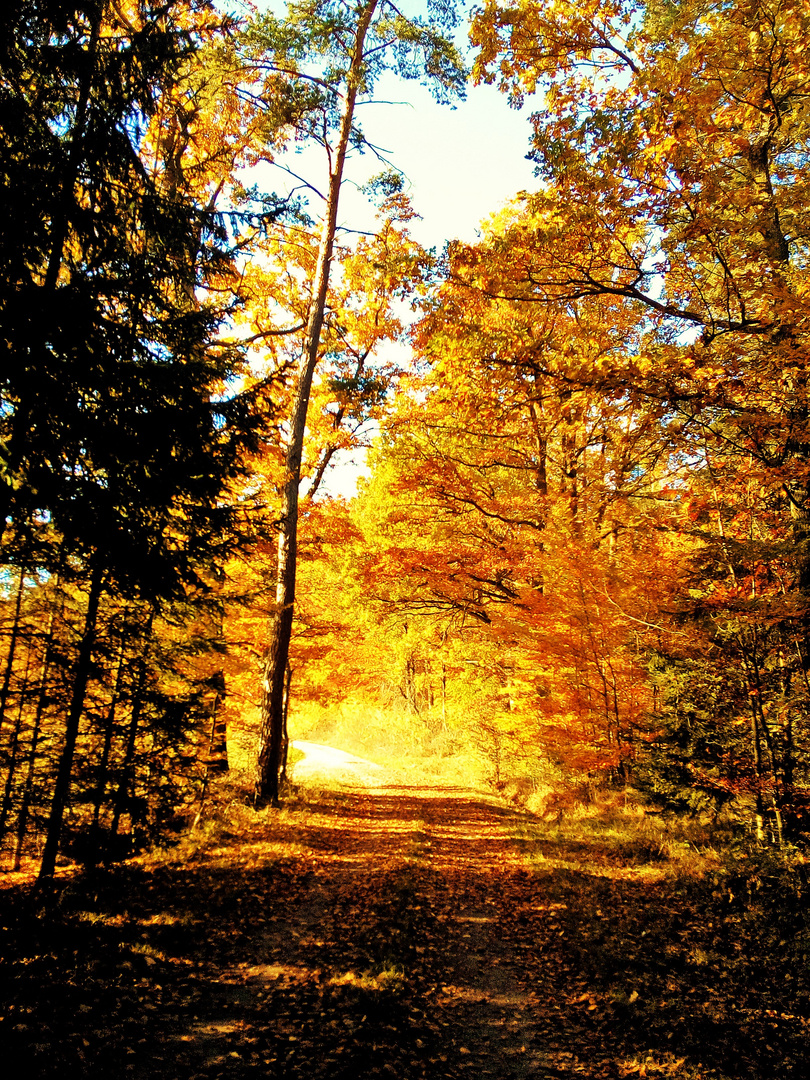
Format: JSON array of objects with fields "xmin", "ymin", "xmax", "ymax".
[{"xmin": 1, "ymin": 777, "xmax": 809, "ymax": 1079}]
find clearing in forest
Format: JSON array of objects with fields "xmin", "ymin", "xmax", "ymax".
[{"xmin": 1, "ymin": 754, "xmax": 808, "ymax": 1080}]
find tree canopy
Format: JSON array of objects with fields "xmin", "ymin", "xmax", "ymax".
[{"xmin": 3, "ymin": 0, "xmax": 810, "ymax": 878}]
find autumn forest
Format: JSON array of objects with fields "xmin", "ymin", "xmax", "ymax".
[{"xmin": 3, "ymin": 1, "xmax": 810, "ymax": 1075}]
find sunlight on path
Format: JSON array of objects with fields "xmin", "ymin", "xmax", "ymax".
[
  {"xmin": 8, "ymin": 769, "xmax": 783, "ymax": 1080},
  {"xmin": 290, "ymin": 740, "xmax": 394, "ymax": 787},
  {"xmin": 218, "ymin": 777, "xmax": 605, "ymax": 1078}
]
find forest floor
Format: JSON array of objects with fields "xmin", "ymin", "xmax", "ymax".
[{"xmin": 2, "ymin": 749, "xmax": 809, "ymax": 1080}]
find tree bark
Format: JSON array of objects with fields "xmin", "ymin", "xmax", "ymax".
[
  {"xmin": 12, "ymin": 569, "xmax": 66, "ymax": 870},
  {"xmin": 108, "ymin": 613, "xmax": 154, "ymax": 854},
  {"xmin": 0, "ymin": 639, "xmax": 33, "ymax": 846},
  {"xmin": 254, "ymin": 0, "xmax": 379, "ymax": 807},
  {"xmin": 0, "ymin": 565, "xmax": 27, "ymax": 744},
  {"xmin": 37, "ymin": 560, "xmax": 104, "ymax": 881},
  {"xmin": 85, "ymin": 636, "xmax": 128, "ymax": 868}
]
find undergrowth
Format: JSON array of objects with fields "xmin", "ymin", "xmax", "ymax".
[{"xmin": 503, "ymin": 783, "xmax": 810, "ymax": 1077}]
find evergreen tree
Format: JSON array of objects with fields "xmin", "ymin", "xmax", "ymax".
[{"xmin": 0, "ymin": 2, "xmax": 273, "ymax": 876}]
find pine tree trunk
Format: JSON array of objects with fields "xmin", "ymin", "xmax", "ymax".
[
  {"xmin": 254, "ymin": 0, "xmax": 379, "ymax": 808},
  {"xmin": 205, "ymin": 670, "xmax": 229, "ymax": 776},
  {"xmin": 108, "ymin": 618, "xmax": 154, "ymax": 853},
  {"xmin": 13, "ymin": 695, "xmax": 43, "ymax": 872},
  {"xmin": 0, "ymin": 641, "xmax": 33, "ymax": 846},
  {"xmin": 0, "ymin": 565, "xmax": 27, "ymax": 744},
  {"xmin": 86, "ymin": 638, "xmax": 128, "ymax": 868},
  {"xmin": 38, "ymin": 560, "xmax": 104, "ymax": 881},
  {"xmin": 12, "ymin": 573, "xmax": 64, "ymax": 871},
  {"xmin": 193, "ymin": 671, "xmax": 230, "ymax": 830}
]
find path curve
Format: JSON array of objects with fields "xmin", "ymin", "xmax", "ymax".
[{"xmin": 290, "ymin": 741, "xmax": 391, "ymax": 787}]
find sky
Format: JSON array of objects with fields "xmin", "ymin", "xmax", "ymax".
[
  {"xmin": 287, "ymin": 75, "xmax": 539, "ymax": 251},
  {"xmin": 257, "ymin": 74, "xmax": 539, "ymax": 252},
  {"xmin": 248, "ymin": 0, "xmax": 539, "ymax": 248},
  {"xmin": 292, "ymin": 77, "xmax": 539, "ymax": 497},
  {"xmin": 248, "ymin": 0, "xmax": 540, "ymax": 247}
]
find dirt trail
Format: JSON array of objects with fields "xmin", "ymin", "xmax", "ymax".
[
  {"xmin": 3, "ymin": 774, "xmax": 807, "ymax": 1079},
  {"xmin": 289, "ymin": 740, "xmax": 392, "ymax": 786},
  {"xmin": 135, "ymin": 784, "xmax": 608, "ymax": 1080}
]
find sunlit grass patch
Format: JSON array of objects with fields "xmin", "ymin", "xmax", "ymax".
[
  {"xmin": 137, "ymin": 770, "xmax": 329, "ymax": 868},
  {"xmin": 617, "ymin": 1052, "xmax": 733, "ymax": 1078},
  {"xmin": 328, "ymin": 964, "xmax": 405, "ymax": 994},
  {"xmin": 130, "ymin": 941, "xmax": 168, "ymax": 963},
  {"xmin": 512, "ymin": 783, "xmax": 737, "ymax": 882},
  {"xmin": 74, "ymin": 909, "xmax": 128, "ymax": 926},
  {"xmin": 137, "ymin": 912, "xmax": 195, "ymax": 927}
]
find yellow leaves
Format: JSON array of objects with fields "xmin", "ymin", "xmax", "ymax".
[
  {"xmin": 471, "ymin": 0, "xmax": 643, "ymax": 111},
  {"xmin": 572, "ymin": 990, "xmax": 599, "ymax": 1010},
  {"xmin": 471, "ymin": 0, "xmax": 810, "ymax": 328},
  {"xmin": 642, "ymin": 133, "xmax": 678, "ymax": 164}
]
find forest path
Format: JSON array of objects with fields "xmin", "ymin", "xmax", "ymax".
[
  {"xmin": 3, "ymin": 774, "xmax": 805, "ymax": 1079},
  {"xmin": 288, "ymin": 740, "xmax": 392, "ymax": 786},
  {"xmin": 130, "ymin": 782, "xmax": 616, "ymax": 1080}
]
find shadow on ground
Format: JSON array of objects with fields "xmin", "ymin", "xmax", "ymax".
[{"xmin": 2, "ymin": 784, "xmax": 808, "ymax": 1079}]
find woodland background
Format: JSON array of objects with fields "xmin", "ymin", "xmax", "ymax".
[{"xmin": 2, "ymin": 0, "xmax": 810, "ymax": 881}]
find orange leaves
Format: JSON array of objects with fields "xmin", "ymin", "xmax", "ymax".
[
  {"xmin": 343, "ymin": 247, "xmax": 685, "ymax": 771},
  {"xmin": 469, "ymin": 0, "xmax": 810, "ymax": 344}
]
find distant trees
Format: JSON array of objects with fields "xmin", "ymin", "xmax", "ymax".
[
  {"xmin": 279, "ymin": 0, "xmax": 810, "ymax": 835},
  {"xmin": 343, "ymin": 273, "xmax": 669, "ymax": 781}
]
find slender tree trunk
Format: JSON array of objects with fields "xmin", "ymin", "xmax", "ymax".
[
  {"xmin": 85, "ymin": 637, "xmax": 128, "ymax": 868},
  {"xmin": 108, "ymin": 688, "xmax": 145, "ymax": 852},
  {"xmin": 750, "ymin": 695, "xmax": 766, "ymax": 842},
  {"xmin": 0, "ymin": 565, "xmax": 27, "ymax": 744},
  {"xmin": 108, "ymin": 618, "xmax": 154, "ymax": 853},
  {"xmin": 441, "ymin": 660, "xmax": 448, "ymax": 731},
  {"xmin": 205, "ymin": 670, "xmax": 229, "ymax": 775},
  {"xmin": 12, "ymin": 572, "xmax": 65, "ymax": 870},
  {"xmin": 192, "ymin": 671, "xmax": 229, "ymax": 830},
  {"xmin": 207, "ymin": 566, "xmax": 230, "ymax": 777},
  {"xmin": 254, "ymin": 0, "xmax": 379, "ymax": 807},
  {"xmin": 280, "ymin": 662, "xmax": 292, "ymax": 786},
  {"xmin": 38, "ymin": 560, "xmax": 104, "ymax": 881},
  {"xmin": 13, "ymin": 693, "xmax": 43, "ymax": 872},
  {"xmin": 0, "ymin": 640, "xmax": 33, "ymax": 845}
]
